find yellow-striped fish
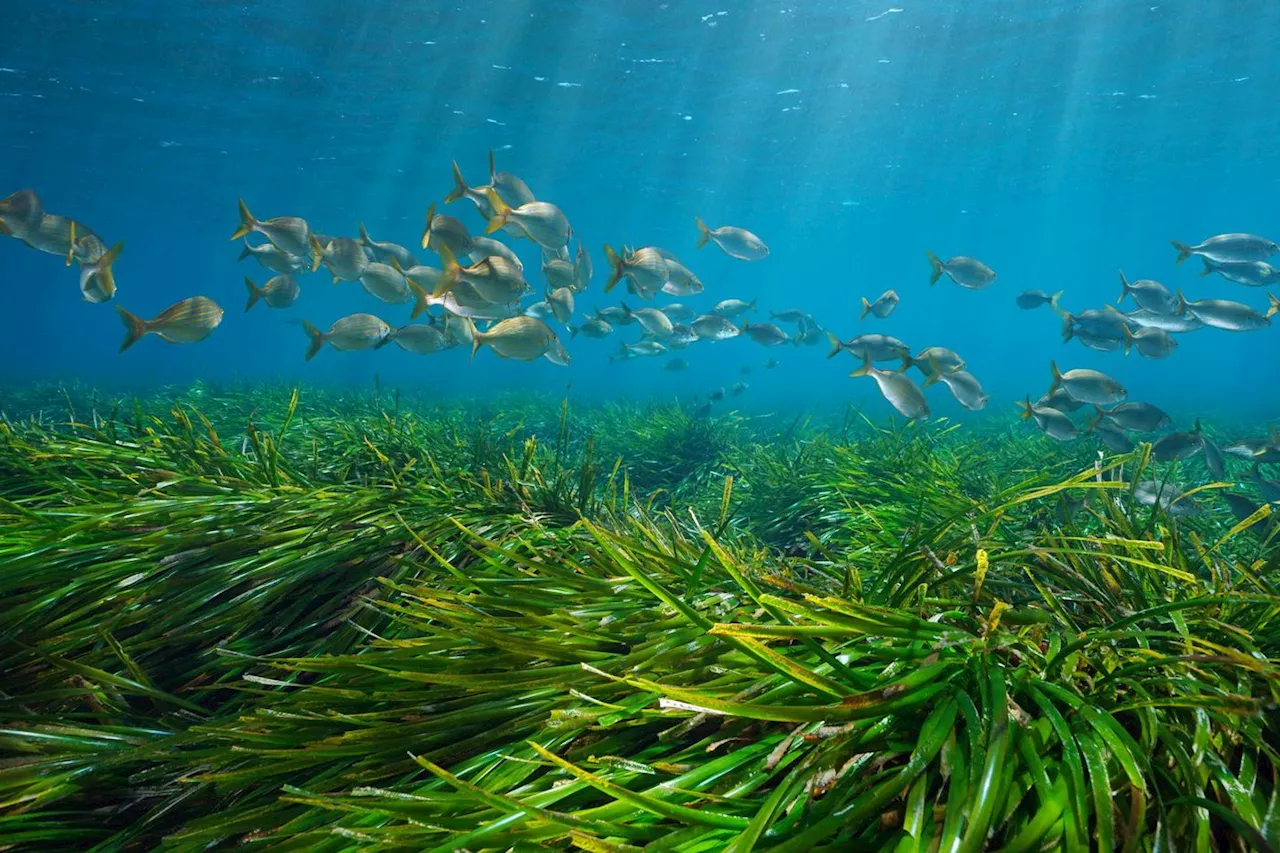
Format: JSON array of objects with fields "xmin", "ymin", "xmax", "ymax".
[
  {"xmin": 244, "ymin": 275, "xmax": 300, "ymax": 312},
  {"xmin": 230, "ymin": 198, "xmax": 312, "ymax": 258},
  {"xmin": 302, "ymin": 313, "xmax": 391, "ymax": 361},
  {"xmin": 117, "ymin": 297, "xmax": 224, "ymax": 352}
]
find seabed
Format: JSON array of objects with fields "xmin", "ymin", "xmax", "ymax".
[{"xmin": 1, "ymin": 381, "xmax": 1277, "ymax": 850}]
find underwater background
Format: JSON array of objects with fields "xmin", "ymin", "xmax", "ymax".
[
  {"xmin": 2, "ymin": 1, "xmax": 1279, "ymax": 418},
  {"xmin": 4, "ymin": 3, "xmax": 1280, "ymax": 851}
]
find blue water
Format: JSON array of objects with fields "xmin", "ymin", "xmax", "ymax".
[{"xmin": 2, "ymin": 1, "xmax": 1279, "ymax": 423}]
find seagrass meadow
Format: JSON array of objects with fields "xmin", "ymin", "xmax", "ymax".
[{"xmin": 1, "ymin": 381, "xmax": 1278, "ymax": 851}]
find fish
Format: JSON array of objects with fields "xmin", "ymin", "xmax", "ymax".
[
  {"xmin": 1121, "ymin": 307, "xmax": 1204, "ymax": 333},
  {"xmin": 1122, "ymin": 326, "xmax": 1178, "ymax": 359},
  {"xmin": 660, "ymin": 256, "xmax": 704, "ymax": 296},
  {"xmin": 574, "ymin": 243, "xmax": 593, "ymax": 291},
  {"xmin": 230, "ymin": 199, "xmax": 312, "ymax": 258},
  {"xmin": 1151, "ymin": 421, "xmax": 1204, "ymax": 462},
  {"xmin": 543, "ymin": 258, "xmax": 578, "ymax": 291},
  {"xmin": 594, "ymin": 306, "xmax": 635, "ymax": 326},
  {"xmin": 444, "ymin": 160, "xmax": 496, "ymax": 215},
  {"xmin": 1203, "ymin": 436, "xmax": 1226, "ymax": 478},
  {"xmin": 434, "ymin": 245, "xmax": 525, "ymax": 303},
  {"xmin": 0, "ymin": 188, "xmax": 44, "ymax": 239},
  {"xmin": 244, "ymin": 274, "xmax": 300, "ymax": 312},
  {"xmin": 302, "ymin": 313, "xmax": 392, "ymax": 360},
  {"xmin": 665, "ymin": 358, "xmax": 690, "ymax": 372},
  {"xmin": 239, "ymin": 239, "xmax": 308, "ymax": 275},
  {"xmin": 1062, "ymin": 309, "xmax": 1128, "ymax": 342},
  {"xmin": 611, "ymin": 340, "xmax": 668, "ymax": 361},
  {"xmin": 311, "ymin": 235, "xmax": 369, "ymax": 282},
  {"xmin": 1087, "ymin": 413, "xmax": 1136, "ymax": 452},
  {"xmin": 401, "ymin": 263, "xmax": 447, "ymax": 297},
  {"xmin": 1172, "ymin": 233, "xmax": 1279, "ymax": 265},
  {"xmin": 1037, "ymin": 388, "xmax": 1084, "ymax": 413},
  {"xmin": 421, "ymin": 204, "xmax": 476, "ymax": 258},
  {"xmin": 741, "ymin": 322, "xmax": 791, "ymax": 347},
  {"xmin": 546, "ymin": 286, "xmax": 575, "ymax": 324},
  {"xmin": 926, "ymin": 252, "xmax": 996, "ymax": 289},
  {"xmin": 712, "ymin": 298, "xmax": 757, "ymax": 317},
  {"xmin": 1224, "ymin": 436, "xmax": 1280, "ymax": 463},
  {"xmin": 1075, "ymin": 331, "xmax": 1123, "ymax": 352},
  {"xmin": 1134, "ymin": 480, "xmax": 1200, "ymax": 516},
  {"xmin": 690, "ymin": 314, "xmax": 741, "ymax": 341},
  {"xmin": 826, "ymin": 333, "xmax": 911, "ymax": 362},
  {"xmin": 1177, "ymin": 291, "xmax": 1277, "ymax": 331},
  {"xmin": 1017, "ymin": 397, "xmax": 1079, "ymax": 442},
  {"xmin": 923, "ymin": 367, "xmax": 988, "ymax": 411},
  {"xmin": 469, "ymin": 315, "xmax": 562, "ymax": 362},
  {"xmin": 360, "ymin": 261, "xmax": 415, "ymax": 305},
  {"xmin": 908, "ymin": 347, "xmax": 965, "ymax": 375},
  {"xmin": 18, "ymin": 214, "xmax": 86, "ymax": 258},
  {"xmin": 488, "ymin": 150, "xmax": 536, "ymax": 208},
  {"xmin": 709, "ymin": 387, "xmax": 726, "ymax": 401},
  {"xmin": 731, "ymin": 381, "xmax": 749, "ymax": 396},
  {"xmin": 1016, "ymin": 289, "xmax": 1062, "ymax": 310},
  {"xmin": 850, "ymin": 356, "xmax": 929, "ymax": 419},
  {"xmin": 358, "ymin": 223, "xmax": 416, "ymax": 269},
  {"xmin": 764, "ymin": 359, "xmax": 780, "ymax": 369},
  {"xmin": 1251, "ymin": 464, "xmax": 1280, "ymax": 504},
  {"xmin": 525, "ymin": 300, "xmax": 554, "ymax": 322},
  {"xmin": 859, "ymin": 289, "xmax": 899, "ymax": 320},
  {"xmin": 390, "ymin": 323, "xmax": 451, "ymax": 355},
  {"xmin": 1049, "ymin": 361, "xmax": 1126, "ymax": 406},
  {"xmin": 1100, "ymin": 402, "xmax": 1170, "ymax": 432},
  {"xmin": 1198, "ymin": 257, "xmax": 1280, "ymax": 287},
  {"xmin": 623, "ymin": 303, "xmax": 674, "ymax": 338},
  {"xmin": 469, "ymin": 235, "xmax": 523, "ymax": 271},
  {"xmin": 769, "ymin": 309, "xmax": 811, "ymax": 324},
  {"xmin": 668, "ymin": 324, "xmax": 699, "ymax": 348},
  {"xmin": 603, "ymin": 245, "xmax": 669, "ymax": 297},
  {"xmin": 571, "ymin": 317, "xmax": 614, "ymax": 339},
  {"xmin": 793, "ymin": 318, "xmax": 825, "ymax": 347},
  {"xmin": 663, "ymin": 303, "xmax": 696, "ymax": 322},
  {"xmin": 117, "ymin": 297, "xmax": 224, "ymax": 353},
  {"xmin": 442, "ymin": 312, "xmax": 475, "ymax": 347},
  {"xmin": 485, "ymin": 190, "xmax": 570, "ymax": 252},
  {"xmin": 694, "ymin": 217, "xmax": 769, "ymax": 261},
  {"xmin": 66, "ymin": 230, "xmax": 123, "ymax": 303},
  {"xmin": 1117, "ymin": 270, "xmax": 1177, "ymax": 315}
]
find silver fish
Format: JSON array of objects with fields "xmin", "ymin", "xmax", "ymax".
[
  {"xmin": 663, "ymin": 303, "xmax": 696, "ymax": 322},
  {"xmin": 1100, "ymin": 402, "xmax": 1170, "ymax": 432},
  {"xmin": 1122, "ymin": 307, "xmax": 1204, "ymax": 333},
  {"xmin": 243, "ymin": 274, "xmax": 300, "ymax": 312},
  {"xmin": 850, "ymin": 357, "xmax": 929, "ymax": 420},
  {"xmin": 1016, "ymin": 289, "xmax": 1061, "ymax": 310},
  {"xmin": 695, "ymin": 217, "xmax": 768, "ymax": 261},
  {"xmin": 1117, "ymin": 270, "xmax": 1177, "ymax": 315},
  {"xmin": 924, "ymin": 368, "xmax": 988, "ymax": 411},
  {"xmin": 1173, "ymin": 233, "xmax": 1278, "ymax": 265},
  {"xmin": 1049, "ymin": 361, "xmax": 1126, "ymax": 406},
  {"xmin": 1134, "ymin": 480, "xmax": 1200, "ymax": 516},
  {"xmin": 358, "ymin": 224, "xmax": 416, "ymax": 269},
  {"xmin": 1122, "ymin": 326, "xmax": 1178, "ymax": 359},
  {"xmin": 827, "ymin": 333, "xmax": 910, "ymax": 362},
  {"xmin": 302, "ymin": 313, "xmax": 391, "ymax": 360},
  {"xmin": 1177, "ymin": 291, "xmax": 1276, "ymax": 332},
  {"xmin": 239, "ymin": 239, "xmax": 307, "ymax": 275},
  {"xmin": 741, "ymin": 322, "xmax": 790, "ymax": 347},
  {"xmin": 624, "ymin": 303, "xmax": 673, "ymax": 338},
  {"xmin": 712, "ymin": 298, "xmax": 757, "ymax": 317},
  {"xmin": 859, "ymin": 289, "xmax": 899, "ymax": 320},
  {"xmin": 1152, "ymin": 422, "xmax": 1204, "ymax": 462},
  {"xmin": 690, "ymin": 314, "xmax": 741, "ymax": 341},
  {"xmin": 391, "ymin": 323, "xmax": 451, "ymax": 355},
  {"xmin": 1018, "ymin": 397, "xmax": 1079, "ymax": 441},
  {"xmin": 572, "ymin": 317, "xmax": 613, "ymax": 339},
  {"xmin": 1199, "ymin": 257, "xmax": 1280, "ymax": 287},
  {"xmin": 926, "ymin": 251, "xmax": 996, "ymax": 289}
]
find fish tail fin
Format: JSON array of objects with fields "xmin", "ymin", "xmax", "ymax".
[
  {"xmin": 569, "ymin": 325, "xmax": 579, "ymax": 339},
  {"xmin": 488, "ymin": 150, "xmax": 498, "ymax": 183},
  {"xmin": 420, "ymin": 203, "xmax": 436, "ymax": 249},
  {"xmin": 926, "ymin": 250, "xmax": 944, "ymax": 285},
  {"xmin": 484, "ymin": 189, "xmax": 511, "ymax": 235},
  {"xmin": 469, "ymin": 321, "xmax": 484, "ymax": 362},
  {"xmin": 244, "ymin": 276, "xmax": 265, "ymax": 312},
  {"xmin": 859, "ymin": 297, "xmax": 872, "ymax": 320},
  {"xmin": 603, "ymin": 244, "xmax": 624, "ymax": 293},
  {"xmin": 88, "ymin": 241, "xmax": 123, "ymax": 301},
  {"xmin": 302, "ymin": 320, "xmax": 325, "ymax": 361},
  {"xmin": 1175, "ymin": 289, "xmax": 1189, "ymax": 316},
  {"xmin": 1048, "ymin": 360, "xmax": 1063, "ymax": 393},
  {"xmin": 748, "ymin": 298, "xmax": 757, "ymax": 312},
  {"xmin": 1193, "ymin": 418, "xmax": 1203, "ymax": 435},
  {"xmin": 1085, "ymin": 408, "xmax": 1103, "ymax": 432},
  {"xmin": 1171, "ymin": 240, "xmax": 1191, "ymax": 264},
  {"xmin": 237, "ymin": 240, "xmax": 253, "ymax": 262},
  {"xmin": 230, "ymin": 198, "xmax": 256, "ymax": 241},
  {"xmin": 1049, "ymin": 290, "xmax": 1064, "ymax": 316},
  {"xmin": 825, "ymin": 332, "xmax": 844, "ymax": 359},
  {"xmin": 407, "ymin": 279, "xmax": 429, "ymax": 319},
  {"xmin": 65, "ymin": 220, "xmax": 77, "ymax": 266},
  {"xmin": 434, "ymin": 244, "xmax": 460, "ymax": 297},
  {"xmin": 848, "ymin": 355, "xmax": 873, "ymax": 378},
  {"xmin": 619, "ymin": 300, "xmax": 632, "ymax": 317},
  {"xmin": 1267, "ymin": 291, "xmax": 1280, "ymax": 319},
  {"xmin": 1198, "ymin": 259, "xmax": 1214, "ymax": 278},
  {"xmin": 1060, "ymin": 314, "xmax": 1075, "ymax": 342},
  {"xmin": 445, "ymin": 161, "xmax": 468, "ymax": 204},
  {"xmin": 1017, "ymin": 396, "xmax": 1033, "ymax": 420},
  {"xmin": 1117, "ymin": 269, "xmax": 1130, "ymax": 304},
  {"xmin": 358, "ymin": 222, "xmax": 371, "ymax": 246},
  {"xmin": 1121, "ymin": 325, "xmax": 1135, "ymax": 355},
  {"xmin": 921, "ymin": 355, "xmax": 941, "ymax": 384},
  {"xmin": 694, "ymin": 217, "xmax": 711, "ymax": 249},
  {"xmin": 116, "ymin": 306, "xmax": 147, "ymax": 353},
  {"xmin": 308, "ymin": 235, "xmax": 324, "ymax": 272}
]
